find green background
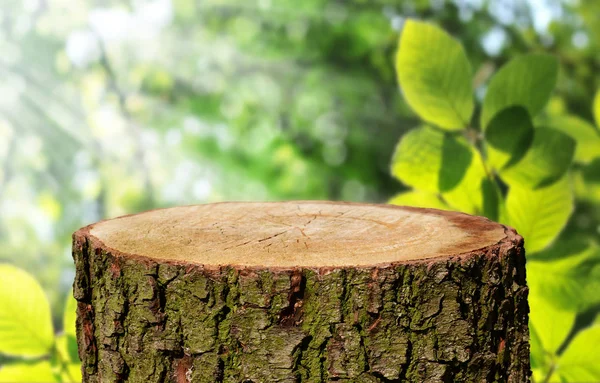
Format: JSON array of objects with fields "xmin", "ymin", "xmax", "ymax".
[{"xmin": 0, "ymin": 0, "xmax": 599, "ymax": 381}]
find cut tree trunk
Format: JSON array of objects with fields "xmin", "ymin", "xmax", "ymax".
[{"xmin": 72, "ymin": 201, "xmax": 529, "ymax": 383}]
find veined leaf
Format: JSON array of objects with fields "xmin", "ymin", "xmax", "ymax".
[
  {"xmin": 484, "ymin": 106, "xmax": 534, "ymax": 170},
  {"xmin": 527, "ymin": 239, "xmax": 600, "ymax": 311},
  {"xmin": 506, "ymin": 175, "xmax": 573, "ymax": 254},
  {"xmin": 543, "ymin": 115, "xmax": 600, "ymax": 164},
  {"xmin": 481, "ymin": 54, "xmax": 558, "ymax": 129},
  {"xmin": 499, "ymin": 127, "xmax": 575, "ymax": 189},
  {"xmin": 556, "ymin": 325, "xmax": 600, "ymax": 382},
  {"xmin": 388, "ymin": 190, "xmax": 450, "ymax": 211},
  {"xmin": 390, "ymin": 126, "xmax": 498, "ymax": 218},
  {"xmin": 442, "ymin": 158, "xmax": 500, "ymax": 220},
  {"xmin": 0, "ymin": 361, "xmax": 57, "ymax": 382},
  {"xmin": 528, "ymin": 290, "xmax": 575, "ymax": 356},
  {"xmin": 390, "ymin": 126, "xmax": 472, "ymax": 193},
  {"xmin": 0, "ymin": 264, "xmax": 54, "ymax": 357},
  {"xmin": 396, "ymin": 20, "xmax": 473, "ymax": 131}
]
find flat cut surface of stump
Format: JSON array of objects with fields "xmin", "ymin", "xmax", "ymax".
[
  {"xmin": 73, "ymin": 201, "xmax": 530, "ymax": 383},
  {"xmin": 87, "ymin": 201, "xmax": 507, "ymax": 267}
]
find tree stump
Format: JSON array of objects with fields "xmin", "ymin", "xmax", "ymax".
[{"xmin": 72, "ymin": 201, "xmax": 529, "ymax": 383}]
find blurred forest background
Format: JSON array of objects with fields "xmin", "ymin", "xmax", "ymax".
[{"xmin": 0, "ymin": 0, "xmax": 599, "ymax": 381}]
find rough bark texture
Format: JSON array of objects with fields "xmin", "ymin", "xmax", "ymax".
[{"xmin": 72, "ymin": 203, "xmax": 530, "ymax": 383}]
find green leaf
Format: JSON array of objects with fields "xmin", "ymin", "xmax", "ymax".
[
  {"xmin": 594, "ymin": 89, "xmax": 600, "ymax": 128},
  {"xmin": 499, "ymin": 127, "xmax": 575, "ymax": 189},
  {"xmin": 390, "ymin": 127, "xmax": 497, "ymax": 218},
  {"xmin": 55, "ymin": 333, "xmax": 79, "ymax": 366},
  {"xmin": 0, "ymin": 361, "xmax": 57, "ymax": 382},
  {"xmin": 63, "ymin": 291, "xmax": 77, "ymax": 338},
  {"xmin": 61, "ymin": 364, "xmax": 82, "ymax": 383},
  {"xmin": 529, "ymin": 289, "xmax": 575, "ymax": 356},
  {"xmin": 573, "ymin": 161, "xmax": 600, "ymax": 204},
  {"xmin": 544, "ymin": 115, "xmax": 600, "ymax": 164},
  {"xmin": 59, "ymin": 293, "xmax": 80, "ymax": 378},
  {"xmin": 396, "ymin": 20, "xmax": 473, "ymax": 130},
  {"xmin": 443, "ymin": 168, "xmax": 498, "ymax": 219},
  {"xmin": 506, "ymin": 175, "xmax": 573, "ymax": 254},
  {"xmin": 390, "ymin": 126, "xmax": 472, "ymax": 193},
  {"xmin": 484, "ymin": 106, "xmax": 534, "ymax": 170},
  {"xmin": 55, "ymin": 334, "xmax": 80, "ymax": 381},
  {"xmin": 481, "ymin": 54, "xmax": 558, "ymax": 129},
  {"xmin": 530, "ymin": 367, "xmax": 545, "ymax": 383},
  {"xmin": 441, "ymin": 151, "xmax": 500, "ymax": 220},
  {"xmin": 527, "ymin": 239, "xmax": 600, "ymax": 311},
  {"xmin": 582, "ymin": 158, "xmax": 600, "ymax": 183},
  {"xmin": 388, "ymin": 191, "xmax": 450, "ymax": 211},
  {"xmin": 0, "ymin": 264, "xmax": 54, "ymax": 358},
  {"xmin": 556, "ymin": 325, "xmax": 600, "ymax": 382},
  {"xmin": 529, "ymin": 325, "xmax": 548, "ymax": 381}
]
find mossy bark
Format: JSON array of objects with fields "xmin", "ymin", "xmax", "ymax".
[{"xmin": 73, "ymin": 233, "xmax": 529, "ymax": 383}]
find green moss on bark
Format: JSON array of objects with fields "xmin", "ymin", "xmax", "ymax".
[{"xmin": 73, "ymin": 233, "xmax": 529, "ymax": 383}]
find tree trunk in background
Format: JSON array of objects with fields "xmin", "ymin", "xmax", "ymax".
[{"xmin": 72, "ymin": 202, "xmax": 530, "ymax": 382}]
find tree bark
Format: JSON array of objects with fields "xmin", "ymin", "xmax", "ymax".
[{"xmin": 72, "ymin": 201, "xmax": 530, "ymax": 382}]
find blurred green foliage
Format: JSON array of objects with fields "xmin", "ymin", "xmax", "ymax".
[{"xmin": 0, "ymin": 0, "xmax": 599, "ymax": 381}]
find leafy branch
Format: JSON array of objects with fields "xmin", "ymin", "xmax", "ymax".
[{"xmin": 390, "ymin": 19, "xmax": 600, "ymax": 383}]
